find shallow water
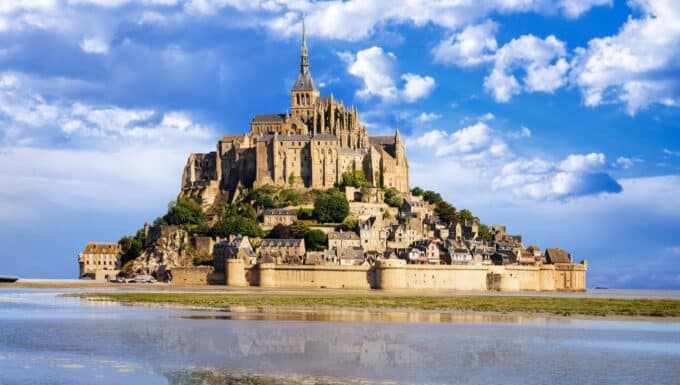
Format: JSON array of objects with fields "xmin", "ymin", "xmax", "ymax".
[{"xmin": 0, "ymin": 289, "xmax": 678, "ymax": 385}]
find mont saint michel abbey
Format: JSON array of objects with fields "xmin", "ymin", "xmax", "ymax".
[{"xmin": 181, "ymin": 24, "xmax": 409, "ymax": 204}]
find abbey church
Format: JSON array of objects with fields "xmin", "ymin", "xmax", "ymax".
[{"xmin": 181, "ymin": 23, "xmax": 410, "ymax": 203}]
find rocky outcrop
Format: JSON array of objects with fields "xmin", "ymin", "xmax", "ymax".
[{"xmin": 132, "ymin": 225, "xmax": 194, "ymax": 278}]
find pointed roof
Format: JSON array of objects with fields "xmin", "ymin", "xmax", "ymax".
[{"xmin": 292, "ymin": 15, "xmax": 317, "ymax": 92}]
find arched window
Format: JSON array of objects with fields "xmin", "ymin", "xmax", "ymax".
[{"xmin": 296, "ymin": 94, "xmax": 300, "ymax": 105}]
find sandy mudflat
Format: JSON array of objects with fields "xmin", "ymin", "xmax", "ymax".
[{"xmin": 2, "ymin": 278, "xmax": 679, "ymax": 300}]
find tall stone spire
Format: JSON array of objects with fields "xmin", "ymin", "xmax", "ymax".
[{"xmin": 300, "ymin": 15, "xmax": 309, "ymax": 75}]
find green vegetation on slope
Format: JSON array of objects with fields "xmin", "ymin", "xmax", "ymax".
[{"xmin": 77, "ymin": 292, "xmax": 680, "ymax": 318}]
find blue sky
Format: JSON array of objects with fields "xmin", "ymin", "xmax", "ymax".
[{"xmin": 0, "ymin": 0, "xmax": 678, "ymax": 288}]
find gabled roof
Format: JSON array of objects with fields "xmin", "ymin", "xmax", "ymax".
[
  {"xmin": 252, "ymin": 114, "xmax": 285, "ymax": 123},
  {"xmin": 545, "ymin": 248, "xmax": 572, "ymax": 264}
]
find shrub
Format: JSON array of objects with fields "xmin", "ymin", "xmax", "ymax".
[
  {"xmin": 211, "ymin": 216, "xmax": 263, "ymax": 238},
  {"xmin": 313, "ymin": 190, "xmax": 349, "ymax": 223},
  {"xmin": 164, "ymin": 197, "xmax": 205, "ymax": 226},
  {"xmin": 305, "ymin": 229, "xmax": 328, "ymax": 251},
  {"xmin": 411, "ymin": 186, "xmax": 424, "ymax": 196},
  {"xmin": 383, "ymin": 187, "xmax": 404, "ymax": 207},
  {"xmin": 423, "ymin": 190, "xmax": 443, "ymax": 205},
  {"xmin": 341, "ymin": 170, "xmax": 369, "ymax": 188}
]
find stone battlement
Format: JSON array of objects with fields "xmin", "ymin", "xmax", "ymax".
[{"xmin": 173, "ymin": 260, "xmax": 586, "ymax": 292}]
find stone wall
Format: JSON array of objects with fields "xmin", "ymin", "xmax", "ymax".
[
  {"xmin": 170, "ymin": 266, "xmax": 213, "ymax": 285},
  {"xmin": 221, "ymin": 260, "xmax": 587, "ymax": 292}
]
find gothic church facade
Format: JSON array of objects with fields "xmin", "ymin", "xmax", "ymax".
[{"xmin": 181, "ymin": 23, "xmax": 409, "ymax": 204}]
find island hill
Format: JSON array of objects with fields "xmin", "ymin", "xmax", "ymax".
[{"xmin": 77, "ymin": 26, "xmax": 586, "ymax": 292}]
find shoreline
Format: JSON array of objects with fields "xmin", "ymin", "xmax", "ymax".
[
  {"xmin": 76, "ymin": 295, "xmax": 680, "ymax": 323},
  {"xmin": 68, "ymin": 291, "xmax": 680, "ymax": 319},
  {"xmin": 2, "ymin": 279, "xmax": 679, "ymax": 299}
]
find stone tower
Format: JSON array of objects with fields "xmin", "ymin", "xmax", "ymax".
[{"xmin": 290, "ymin": 18, "xmax": 319, "ymax": 122}]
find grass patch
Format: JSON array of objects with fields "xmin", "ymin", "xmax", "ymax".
[{"xmin": 73, "ymin": 292, "xmax": 680, "ymax": 318}]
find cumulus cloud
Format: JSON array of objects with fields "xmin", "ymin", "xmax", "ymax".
[
  {"xmin": 341, "ymin": 47, "xmax": 435, "ymax": 103},
  {"xmin": 79, "ymin": 37, "xmax": 109, "ymax": 54},
  {"xmin": 571, "ymin": 0, "xmax": 680, "ymax": 114},
  {"xmin": 614, "ymin": 156, "xmax": 643, "ymax": 169},
  {"xmin": 248, "ymin": 0, "xmax": 610, "ymax": 41},
  {"xmin": 484, "ymin": 35, "xmax": 570, "ymax": 102},
  {"xmin": 493, "ymin": 153, "xmax": 621, "ymax": 200},
  {"xmin": 432, "ymin": 20, "xmax": 498, "ymax": 67},
  {"xmin": 408, "ymin": 116, "xmax": 621, "ymax": 200},
  {"xmin": 415, "ymin": 112, "xmax": 442, "ymax": 123}
]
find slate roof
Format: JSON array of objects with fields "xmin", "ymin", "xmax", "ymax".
[
  {"xmin": 292, "ymin": 72, "xmax": 317, "ymax": 91},
  {"xmin": 260, "ymin": 238, "xmax": 304, "ymax": 247},
  {"xmin": 82, "ymin": 242, "xmax": 120, "ymax": 254},
  {"xmin": 252, "ymin": 114, "xmax": 286, "ymax": 123},
  {"xmin": 328, "ymin": 231, "xmax": 360, "ymax": 240},
  {"xmin": 263, "ymin": 209, "xmax": 297, "ymax": 216},
  {"xmin": 369, "ymin": 136, "xmax": 395, "ymax": 146},
  {"xmin": 545, "ymin": 248, "xmax": 572, "ymax": 264},
  {"xmin": 311, "ymin": 133, "xmax": 339, "ymax": 141}
]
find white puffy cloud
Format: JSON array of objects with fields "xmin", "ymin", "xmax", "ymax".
[
  {"xmin": 571, "ymin": 0, "xmax": 680, "ymax": 114},
  {"xmin": 415, "ymin": 112, "xmax": 442, "ymax": 123},
  {"xmin": 508, "ymin": 126, "xmax": 531, "ymax": 139},
  {"xmin": 408, "ymin": 116, "xmax": 622, "ymax": 200},
  {"xmin": 249, "ymin": 0, "xmax": 610, "ymax": 41},
  {"xmin": 341, "ymin": 47, "xmax": 435, "ymax": 103},
  {"xmin": 401, "ymin": 73, "xmax": 436, "ymax": 102},
  {"xmin": 79, "ymin": 37, "xmax": 109, "ymax": 54},
  {"xmin": 484, "ymin": 34, "xmax": 570, "ymax": 102},
  {"xmin": 0, "ymin": 71, "xmax": 215, "ymax": 221},
  {"xmin": 0, "ymin": 72, "xmax": 213, "ymax": 146},
  {"xmin": 432, "ymin": 20, "xmax": 498, "ymax": 67},
  {"xmin": 493, "ymin": 152, "xmax": 621, "ymax": 200},
  {"xmin": 614, "ymin": 156, "xmax": 643, "ymax": 169}
]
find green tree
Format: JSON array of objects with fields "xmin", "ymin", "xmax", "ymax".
[
  {"xmin": 423, "ymin": 190, "xmax": 443, "ymax": 205},
  {"xmin": 290, "ymin": 221, "xmax": 308, "ymax": 239},
  {"xmin": 435, "ymin": 201, "xmax": 457, "ymax": 225},
  {"xmin": 305, "ymin": 229, "xmax": 328, "ymax": 251},
  {"xmin": 457, "ymin": 208, "xmax": 478, "ymax": 222},
  {"xmin": 119, "ymin": 234, "xmax": 143, "ymax": 265},
  {"xmin": 341, "ymin": 170, "xmax": 369, "ymax": 188},
  {"xmin": 478, "ymin": 223, "xmax": 494, "ymax": 243},
  {"xmin": 411, "ymin": 186, "xmax": 424, "ymax": 196},
  {"xmin": 313, "ymin": 190, "xmax": 349, "ymax": 223},
  {"xmin": 342, "ymin": 216, "xmax": 360, "ymax": 232},
  {"xmin": 267, "ymin": 224, "xmax": 291, "ymax": 239},
  {"xmin": 288, "ymin": 172, "xmax": 296, "ymax": 186},
  {"xmin": 383, "ymin": 187, "xmax": 404, "ymax": 207},
  {"xmin": 164, "ymin": 197, "xmax": 205, "ymax": 227},
  {"xmin": 279, "ymin": 188, "xmax": 300, "ymax": 207},
  {"xmin": 211, "ymin": 216, "xmax": 263, "ymax": 238}
]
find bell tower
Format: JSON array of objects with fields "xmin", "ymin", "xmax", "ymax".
[{"xmin": 291, "ymin": 16, "xmax": 319, "ymax": 124}]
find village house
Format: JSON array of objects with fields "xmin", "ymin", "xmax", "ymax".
[
  {"xmin": 387, "ymin": 222, "xmax": 419, "ymax": 249},
  {"xmin": 258, "ymin": 238, "xmax": 306, "ymax": 264},
  {"xmin": 77, "ymin": 242, "xmax": 121, "ymax": 281},
  {"xmin": 328, "ymin": 230, "xmax": 361, "ymax": 249},
  {"xmin": 517, "ymin": 248, "xmax": 537, "ymax": 265},
  {"xmin": 450, "ymin": 247, "xmax": 472, "ymax": 264},
  {"xmin": 491, "ymin": 250, "xmax": 517, "ymax": 265},
  {"xmin": 213, "ymin": 236, "xmax": 256, "ymax": 272},
  {"xmin": 262, "ymin": 209, "xmax": 297, "ymax": 228},
  {"xmin": 461, "ymin": 220, "xmax": 478, "ymax": 240},
  {"xmin": 359, "ymin": 216, "xmax": 387, "ymax": 252},
  {"xmin": 412, "ymin": 239, "xmax": 441, "ymax": 264}
]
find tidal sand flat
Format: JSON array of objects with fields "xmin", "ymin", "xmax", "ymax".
[
  {"xmin": 76, "ymin": 291, "xmax": 680, "ymax": 318},
  {"xmin": 1, "ymin": 288, "xmax": 679, "ymax": 385}
]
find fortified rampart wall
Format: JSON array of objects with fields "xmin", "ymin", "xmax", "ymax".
[{"xmin": 189, "ymin": 259, "xmax": 587, "ymax": 291}]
